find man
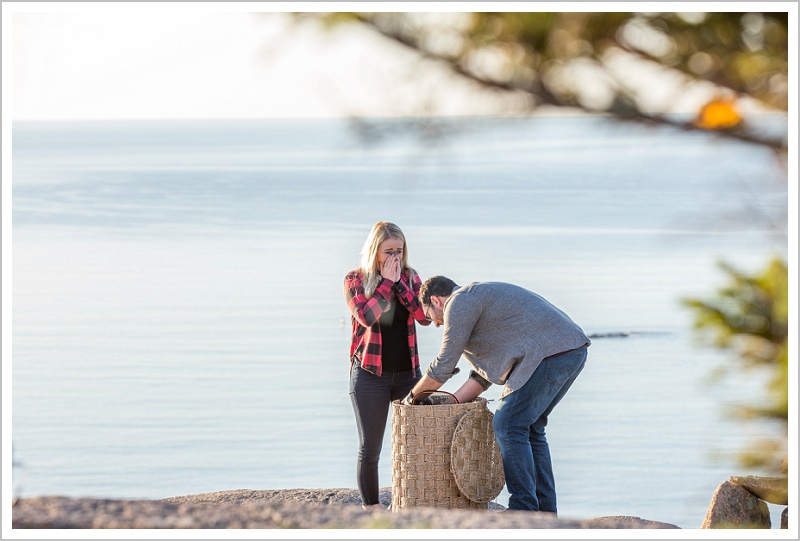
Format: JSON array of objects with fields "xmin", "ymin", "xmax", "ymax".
[{"xmin": 405, "ymin": 276, "xmax": 590, "ymax": 513}]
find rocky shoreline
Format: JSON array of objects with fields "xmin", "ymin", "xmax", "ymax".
[{"xmin": 11, "ymin": 488, "xmax": 681, "ymax": 529}]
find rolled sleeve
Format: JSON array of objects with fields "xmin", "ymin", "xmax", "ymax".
[
  {"xmin": 468, "ymin": 370, "xmax": 492, "ymax": 391},
  {"xmin": 426, "ymin": 362, "xmax": 460, "ymax": 384}
]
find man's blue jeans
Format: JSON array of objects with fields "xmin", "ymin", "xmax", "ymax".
[{"xmin": 493, "ymin": 346, "xmax": 588, "ymax": 512}]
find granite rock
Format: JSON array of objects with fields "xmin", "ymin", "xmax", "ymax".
[
  {"xmin": 729, "ymin": 475, "xmax": 788, "ymax": 505},
  {"xmin": 701, "ymin": 481, "xmax": 771, "ymax": 529},
  {"xmin": 12, "ymin": 488, "xmax": 680, "ymax": 530}
]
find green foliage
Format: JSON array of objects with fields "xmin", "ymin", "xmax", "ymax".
[
  {"xmin": 683, "ymin": 258, "xmax": 787, "ymax": 359},
  {"xmin": 682, "ymin": 257, "xmax": 788, "ymax": 469}
]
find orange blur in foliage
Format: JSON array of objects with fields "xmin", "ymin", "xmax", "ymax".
[{"xmin": 694, "ymin": 96, "xmax": 742, "ymax": 130}]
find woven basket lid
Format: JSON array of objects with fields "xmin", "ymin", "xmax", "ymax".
[{"xmin": 449, "ymin": 408, "xmax": 505, "ymax": 503}]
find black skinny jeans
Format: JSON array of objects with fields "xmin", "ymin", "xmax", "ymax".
[{"xmin": 349, "ymin": 361, "xmax": 421, "ymax": 505}]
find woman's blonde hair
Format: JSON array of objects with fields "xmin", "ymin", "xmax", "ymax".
[{"xmin": 359, "ymin": 221, "xmax": 411, "ymax": 298}]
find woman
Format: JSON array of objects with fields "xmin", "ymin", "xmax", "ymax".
[{"xmin": 344, "ymin": 221, "xmax": 430, "ymax": 510}]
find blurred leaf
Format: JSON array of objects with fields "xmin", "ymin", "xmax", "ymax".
[
  {"xmin": 693, "ymin": 95, "xmax": 742, "ymax": 130},
  {"xmin": 682, "ymin": 257, "xmax": 788, "ymax": 471}
]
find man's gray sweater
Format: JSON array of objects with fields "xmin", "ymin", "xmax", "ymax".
[{"xmin": 426, "ymin": 282, "xmax": 590, "ymax": 398}]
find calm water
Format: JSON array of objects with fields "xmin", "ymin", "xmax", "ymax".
[{"xmin": 9, "ymin": 116, "xmax": 789, "ymax": 529}]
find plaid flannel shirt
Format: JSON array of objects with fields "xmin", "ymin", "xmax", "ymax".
[{"xmin": 344, "ymin": 268, "xmax": 430, "ymax": 376}]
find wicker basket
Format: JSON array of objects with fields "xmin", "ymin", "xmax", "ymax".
[{"xmin": 390, "ymin": 392, "xmax": 504, "ymax": 510}]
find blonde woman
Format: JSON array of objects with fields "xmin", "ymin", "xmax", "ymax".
[{"xmin": 343, "ymin": 221, "xmax": 430, "ymax": 510}]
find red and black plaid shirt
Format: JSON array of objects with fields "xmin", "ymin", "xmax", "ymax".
[{"xmin": 344, "ymin": 268, "xmax": 430, "ymax": 376}]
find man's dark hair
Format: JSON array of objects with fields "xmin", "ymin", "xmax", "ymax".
[{"xmin": 420, "ymin": 276, "xmax": 458, "ymax": 304}]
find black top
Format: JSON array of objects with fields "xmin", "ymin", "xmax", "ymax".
[{"xmin": 379, "ymin": 298, "xmax": 412, "ymax": 372}]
